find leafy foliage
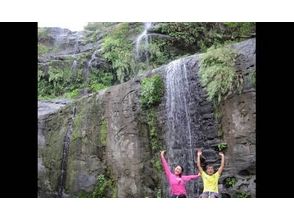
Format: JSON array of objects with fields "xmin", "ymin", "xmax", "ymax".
[
  {"xmin": 235, "ymin": 191, "xmax": 251, "ymax": 198},
  {"xmin": 199, "ymin": 45, "xmax": 239, "ymax": 104},
  {"xmin": 140, "ymin": 75, "xmax": 164, "ymax": 109},
  {"xmin": 38, "ymin": 22, "xmax": 255, "ymax": 101},
  {"xmin": 146, "ymin": 109, "xmax": 161, "ymax": 152},
  {"xmin": 224, "ymin": 177, "xmax": 237, "ymax": 188},
  {"xmin": 154, "ymin": 22, "xmax": 255, "ymax": 54},
  {"xmin": 92, "ymin": 174, "xmax": 114, "ymax": 198},
  {"xmin": 224, "ymin": 22, "xmax": 255, "ymax": 38},
  {"xmin": 64, "ymin": 89, "xmax": 80, "ymax": 99},
  {"xmin": 217, "ymin": 143, "xmax": 228, "ymax": 151},
  {"xmin": 101, "ymin": 23, "xmax": 136, "ymax": 83},
  {"xmin": 38, "ymin": 63, "xmax": 83, "ymax": 98}
]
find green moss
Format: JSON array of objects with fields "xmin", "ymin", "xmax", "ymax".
[
  {"xmin": 146, "ymin": 110, "xmax": 159, "ymax": 151},
  {"xmin": 99, "ymin": 119, "xmax": 108, "ymax": 146},
  {"xmin": 145, "ymin": 106, "xmax": 163, "ymax": 177},
  {"xmin": 140, "ymin": 75, "xmax": 164, "ymax": 191},
  {"xmin": 151, "ymin": 157, "xmax": 162, "ymax": 173},
  {"xmin": 140, "ymin": 75, "xmax": 164, "ymax": 175},
  {"xmin": 40, "ymin": 107, "xmax": 73, "ymax": 192},
  {"xmin": 140, "ymin": 74, "xmax": 164, "ymax": 109}
]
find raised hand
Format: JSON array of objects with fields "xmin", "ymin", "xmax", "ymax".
[
  {"xmin": 219, "ymin": 152, "xmax": 224, "ymax": 157},
  {"xmin": 160, "ymin": 150, "xmax": 166, "ymax": 156}
]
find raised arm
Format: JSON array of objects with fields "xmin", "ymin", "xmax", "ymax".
[
  {"xmin": 217, "ymin": 152, "xmax": 225, "ymax": 175},
  {"xmin": 196, "ymin": 149, "xmax": 204, "ymax": 173},
  {"xmin": 182, "ymin": 173, "xmax": 201, "ymax": 182},
  {"xmin": 160, "ymin": 151, "xmax": 172, "ymax": 178}
]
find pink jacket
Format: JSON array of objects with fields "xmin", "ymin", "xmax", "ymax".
[{"xmin": 160, "ymin": 154, "xmax": 200, "ymax": 196}]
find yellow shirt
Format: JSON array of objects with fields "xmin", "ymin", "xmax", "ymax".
[{"xmin": 200, "ymin": 170, "xmax": 220, "ymax": 193}]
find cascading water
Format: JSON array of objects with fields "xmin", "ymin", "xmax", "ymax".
[
  {"xmin": 135, "ymin": 22, "xmax": 152, "ymax": 63},
  {"xmin": 83, "ymin": 49, "xmax": 99, "ymax": 85},
  {"xmin": 165, "ymin": 58, "xmax": 205, "ymax": 197},
  {"xmin": 71, "ymin": 34, "xmax": 81, "ymax": 76},
  {"xmin": 57, "ymin": 106, "xmax": 76, "ymax": 197}
]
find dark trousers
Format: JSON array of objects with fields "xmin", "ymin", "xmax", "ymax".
[
  {"xmin": 199, "ymin": 192, "xmax": 220, "ymax": 198},
  {"xmin": 171, "ymin": 194, "xmax": 187, "ymax": 198}
]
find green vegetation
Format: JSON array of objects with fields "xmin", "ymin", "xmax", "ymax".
[
  {"xmin": 38, "ymin": 63, "xmax": 83, "ymax": 99},
  {"xmin": 217, "ymin": 143, "xmax": 228, "ymax": 151},
  {"xmin": 140, "ymin": 75, "xmax": 164, "ymax": 109},
  {"xmin": 224, "ymin": 22, "xmax": 255, "ymax": 38},
  {"xmin": 38, "ymin": 22, "xmax": 255, "ymax": 101},
  {"xmin": 38, "ymin": 43, "xmax": 50, "ymax": 55},
  {"xmin": 99, "ymin": 119, "xmax": 108, "ymax": 146},
  {"xmin": 224, "ymin": 176, "xmax": 237, "ymax": 188},
  {"xmin": 78, "ymin": 174, "xmax": 117, "ymax": 198},
  {"xmin": 140, "ymin": 74, "xmax": 164, "ymax": 181},
  {"xmin": 64, "ymin": 89, "xmax": 80, "ymax": 99},
  {"xmin": 199, "ymin": 46, "xmax": 239, "ymax": 104},
  {"xmin": 92, "ymin": 174, "xmax": 110, "ymax": 198},
  {"xmin": 155, "ymin": 22, "xmax": 255, "ymax": 53},
  {"xmin": 235, "ymin": 191, "xmax": 251, "ymax": 198},
  {"xmin": 146, "ymin": 108, "xmax": 162, "ymax": 173},
  {"xmin": 101, "ymin": 23, "xmax": 136, "ymax": 83}
]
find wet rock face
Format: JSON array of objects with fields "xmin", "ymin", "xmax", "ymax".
[{"xmin": 38, "ymin": 39, "xmax": 255, "ymax": 198}]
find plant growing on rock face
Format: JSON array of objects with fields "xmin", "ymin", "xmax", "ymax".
[
  {"xmin": 92, "ymin": 174, "xmax": 116, "ymax": 198},
  {"xmin": 224, "ymin": 176, "xmax": 237, "ymax": 188},
  {"xmin": 101, "ymin": 23, "xmax": 134, "ymax": 83},
  {"xmin": 141, "ymin": 74, "xmax": 164, "ymax": 193},
  {"xmin": 235, "ymin": 191, "xmax": 251, "ymax": 198},
  {"xmin": 199, "ymin": 46, "xmax": 239, "ymax": 104},
  {"xmin": 217, "ymin": 143, "xmax": 228, "ymax": 151},
  {"xmin": 140, "ymin": 74, "xmax": 164, "ymax": 109}
]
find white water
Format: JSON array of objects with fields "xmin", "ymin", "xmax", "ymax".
[
  {"xmin": 165, "ymin": 58, "xmax": 199, "ymax": 197},
  {"xmin": 71, "ymin": 33, "xmax": 81, "ymax": 75},
  {"xmin": 135, "ymin": 22, "xmax": 152, "ymax": 62}
]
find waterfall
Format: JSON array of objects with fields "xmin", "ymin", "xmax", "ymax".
[
  {"xmin": 82, "ymin": 49, "xmax": 99, "ymax": 85},
  {"xmin": 88, "ymin": 49, "xmax": 98, "ymax": 69},
  {"xmin": 165, "ymin": 58, "xmax": 201, "ymax": 197},
  {"xmin": 135, "ymin": 22, "xmax": 152, "ymax": 63},
  {"xmin": 57, "ymin": 106, "xmax": 76, "ymax": 197},
  {"xmin": 71, "ymin": 33, "xmax": 81, "ymax": 76}
]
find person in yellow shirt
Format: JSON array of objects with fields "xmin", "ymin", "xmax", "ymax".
[{"xmin": 196, "ymin": 149, "xmax": 225, "ymax": 198}]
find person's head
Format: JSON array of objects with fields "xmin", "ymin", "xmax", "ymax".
[
  {"xmin": 205, "ymin": 164, "xmax": 215, "ymax": 175},
  {"xmin": 174, "ymin": 165, "xmax": 184, "ymax": 177}
]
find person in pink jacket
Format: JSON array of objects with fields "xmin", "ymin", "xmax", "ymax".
[{"xmin": 160, "ymin": 150, "xmax": 200, "ymax": 198}]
